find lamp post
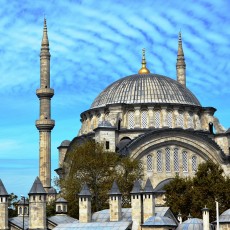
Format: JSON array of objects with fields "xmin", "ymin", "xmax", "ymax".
[{"xmin": 21, "ymin": 195, "xmax": 25, "ymax": 230}]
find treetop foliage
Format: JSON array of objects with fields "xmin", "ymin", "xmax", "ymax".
[
  {"xmin": 57, "ymin": 140, "xmax": 143, "ymax": 218},
  {"xmin": 164, "ymin": 161, "xmax": 230, "ymax": 222}
]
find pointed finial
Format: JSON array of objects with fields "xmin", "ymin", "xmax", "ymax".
[
  {"xmin": 41, "ymin": 17, "xmax": 49, "ymax": 47},
  {"xmin": 177, "ymin": 31, "xmax": 184, "ymax": 56},
  {"xmin": 138, "ymin": 48, "xmax": 150, "ymax": 74}
]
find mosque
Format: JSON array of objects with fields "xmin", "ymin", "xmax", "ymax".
[{"xmin": 0, "ymin": 19, "xmax": 230, "ymax": 229}]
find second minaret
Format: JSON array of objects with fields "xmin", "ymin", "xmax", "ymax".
[{"xmin": 36, "ymin": 19, "xmax": 55, "ymax": 190}]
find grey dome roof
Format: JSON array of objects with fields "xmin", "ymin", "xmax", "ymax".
[
  {"xmin": 176, "ymin": 218, "xmax": 203, "ymax": 230},
  {"xmin": 60, "ymin": 140, "xmax": 70, "ymax": 147},
  {"xmin": 143, "ymin": 216, "xmax": 177, "ymax": 227},
  {"xmin": 214, "ymin": 209, "xmax": 230, "ymax": 223},
  {"xmin": 91, "ymin": 74, "xmax": 201, "ymax": 109}
]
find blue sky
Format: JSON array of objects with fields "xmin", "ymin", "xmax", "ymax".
[{"xmin": 0, "ymin": 0, "xmax": 230, "ymax": 197}]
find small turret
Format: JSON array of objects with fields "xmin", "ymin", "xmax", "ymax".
[
  {"xmin": 108, "ymin": 181, "xmax": 122, "ymax": 222},
  {"xmin": 142, "ymin": 178, "xmax": 154, "ymax": 222},
  {"xmin": 0, "ymin": 179, "xmax": 9, "ymax": 230},
  {"xmin": 176, "ymin": 32, "xmax": 186, "ymax": 86},
  {"xmin": 79, "ymin": 184, "xmax": 91, "ymax": 223},
  {"xmin": 17, "ymin": 198, "xmax": 29, "ymax": 217},
  {"xmin": 28, "ymin": 177, "xmax": 47, "ymax": 230},
  {"xmin": 55, "ymin": 197, "xmax": 68, "ymax": 215}
]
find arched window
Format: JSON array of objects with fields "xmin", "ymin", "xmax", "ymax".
[
  {"xmin": 141, "ymin": 110, "xmax": 148, "ymax": 128},
  {"xmin": 147, "ymin": 155, "xmax": 153, "ymax": 171},
  {"xmin": 156, "ymin": 150, "xmax": 162, "ymax": 172},
  {"xmin": 165, "ymin": 148, "xmax": 171, "ymax": 172},
  {"xmin": 166, "ymin": 111, "xmax": 173, "ymax": 128},
  {"xmin": 155, "ymin": 110, "xmax": 160, "ymax": 128},
  {"xmin": 128, "ymin": 111, "xmax": 135, "ymax": 129},
  {"xmin": 192, "ymin": 155, "xmax": 197, "ymax": 172},
  {"xmin": 188, "ymin": 113, "xmax": 194, "ymax": 129},
  {"xmin": 177, "ymin": 111, "xmax": 184, "ymax": 128},
  {"xmin": 182, "ymin": 151, "xmax": 188, "ymax": 172},
  {"xmin": 19, "ymin": 207, "xmax": 22, "ymax": 214},
  {"xmin": 174, "ymin": 148, "xmax": 179, "ymax": 172},
  {"xmin": 58, "ymin": 205, "xmax": 61, "ymax": 212}
]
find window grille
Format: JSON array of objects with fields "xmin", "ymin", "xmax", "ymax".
[
  {"xmin": 192, "ymin": 155, "xmax": 197, "ymax": 172},
  {"xmin": 155, "ymin": 110, "xmax": 160, "ymax": 128},
  {"xmin": 157, "ymin": 150, "xmax": 162, "ymax": 172},
  {"xmin": 167, "ymin": 111, "xmax": 173, "ymax": 128},
  {"xmin": 182, "ymin": 151, "xmax": 188, "ymax": 172},
  {"xmin": 177, "ymin": 111, "xmax": 184, "ymax": 128},
  {"xmin": 174, "ymin": 148, "xmax": 179, "ymax": 172},
  {"xmin": 128, "ymin": 111, "xmax": 135, "ymax": 129},
  {"xmin": 141, "ymin": 110, "xmax": 148, "ymax": 128},
  {"xmin": 147, "ymin": 155, "xmax": 153, "ymax": 171},
  {"xmin": 165, "ymin": 148, "xmax": 171, "ymax": 172}
]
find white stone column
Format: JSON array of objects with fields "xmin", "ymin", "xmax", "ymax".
[
  {"xmin": 202, "ymin": 207, "xmax": 210, "ymax": 230},
  {"xmin": 161, "ymin": 106, "xmax": 167, "ymax": 127},
  {"xmin": 134, "ymin": 107, "xmax": 141, "ymax": 128},
  {"xmin": 148, "ymin": 107, "xmax": 154, "ymax": 128},
  {"xmin": 173, "ymin": 107, "xmax": 179, "ymax": 128}
]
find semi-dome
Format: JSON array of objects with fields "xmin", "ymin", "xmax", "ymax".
[{"xmin": 91, "ymin": 73, "xmax": 201, "ymax": 109}]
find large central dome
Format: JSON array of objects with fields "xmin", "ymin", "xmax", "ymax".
[{"xmin": 90, "ymin": 73, "xmax": 201, "ymax": 109}]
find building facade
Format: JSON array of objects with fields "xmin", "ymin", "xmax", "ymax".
[{"xmin": 57, "ymin": 34, "xmax": 230, "ymax": 190}]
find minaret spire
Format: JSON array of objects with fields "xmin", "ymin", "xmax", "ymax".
[
  {"xmin": 176, "ymin": 31, "xmax": 186, "ymax": 86},
  {"xmin": 36, "ymin": 18, "xmax": 55, "ymax": 191},
  {"xmin": 138, "ymin": 48, "xmax": 150, "ymax": 74}
]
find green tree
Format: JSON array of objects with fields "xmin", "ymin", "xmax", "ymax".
[
  {"xmin": 57, "ymin": 140, "xmax": 143, "ymax": 218},
  {"xmin": 8, "ymin": 193, "xmax": 19, "ymax": 218},
  {"xmin": 164, "ymin": 161, "xmax": 230, "ymax": 221}
]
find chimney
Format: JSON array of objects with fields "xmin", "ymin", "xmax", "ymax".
[
  {"xmin": 108, "ymin": 181, "xmax": 122, "ymax": 221},
  {"xmin": 142, "ymin": 178, "xmax": 155, "ymax": 222},
  {"xmin": 202, "ymin": 206, "xmax": 209, "ymax": 230},
  {"xmin": 131, "ymin": 180, "xmax": 142, "ymax": 226},
  {"xmin": 79, "ymin": 184, "xmax": 91, "ymax": 223}
]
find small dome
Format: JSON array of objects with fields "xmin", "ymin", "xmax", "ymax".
[
  {"xmin": 17, "ymin": 199, "xmax": 29, "ymax": 205},
  {"xmin": 91, "ymin": 74, "xmax": 201, "ymax": 109},
  {"xmin": 143, "ymin": 216, "xmax": 177, "ymax": 227},
  {"xmin": 56, "ymin": 197, "xmax": 67, "ymax": 203},
  {"xmin": 217, "ymin": 209, "xmax": 230, "ymax": 223},
  {"xmin": 60, "ymin": 140, "xmax": 70, "ymax": 147},
  {"xmin": 176, "ymin": 218, "xmax": 203, "ymax": 230},
  {"xmin": 48, "ymin": 187, "xmax": 57, "ymax": 194}
]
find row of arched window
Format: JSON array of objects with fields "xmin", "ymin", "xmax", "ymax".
[
  {"xmin": 127, "ymin": 110, "xmax": 201, "ymax": 129},
  {"xmin": 146, "ymin": 148, "xmax": 197, "ymax": 173}
]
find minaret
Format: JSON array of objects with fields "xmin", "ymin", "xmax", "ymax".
[
  {"xmin": 176, "ymin": 32, "xmax": 186, "ymax": 86},
  {"xmin": 36, "ymin": 18, "xmax": 55, "ymax": 190}
]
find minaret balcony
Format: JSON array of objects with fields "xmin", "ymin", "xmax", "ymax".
[
  {"xmin": 36, "ymin": 88, "xmax": 54, "ymax": 98},
  {"xmin": 36, "ymin": 119, "xmax": 55, "ymax": 130}
]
